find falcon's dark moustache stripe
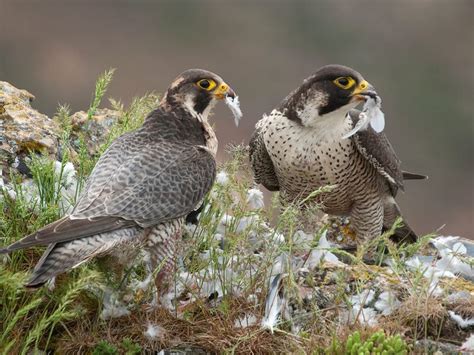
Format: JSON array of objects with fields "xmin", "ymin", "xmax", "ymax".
[{"xmin": 193, "ymin": 91, "xmax": 213, "ymax": 115}]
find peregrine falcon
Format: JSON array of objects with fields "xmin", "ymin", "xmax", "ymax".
[
  {"xmin": 249, "ymin": 64, "xmax": 425, "ymax": 244},
  {"xmin": 1, "ymin": 69, "xmax": 240, "ymax": 288}
]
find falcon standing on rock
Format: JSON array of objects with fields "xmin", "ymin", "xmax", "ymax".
[
  {"xmin": 1, "ymin": 69, "xmax": 241, "ymax": 289},
  {"xmin": 249, "ymin": 64, "xmax": 425, "ymax": 244}
]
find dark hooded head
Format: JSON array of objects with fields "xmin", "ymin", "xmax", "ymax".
[
  {"xmin": 162, "ymin": 69, "xmax": 236, "ymax": 119},
  {"xmin": 279, "ymin": 64, "xmax": 377, "ymax": 126}
]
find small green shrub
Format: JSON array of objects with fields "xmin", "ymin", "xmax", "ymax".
[
  {"xmin": 345, "ymin": 331, "xmax": 409, "ymax": 355},
  {"xmin": 92, "ymin": 340, "xmax": 118, "ymax": 355},
  {"xmin": 121, "ymin": 338, "xmax": 141, "ymax": 355}
]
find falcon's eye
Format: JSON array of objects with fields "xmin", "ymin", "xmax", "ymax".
[
  {"xmin": 197, "ymin": 79, "xmax": 217, "ymax": 91},
  {"xmin": 333, "ymin": 77, "xmax": 356, "ymax": 90}
]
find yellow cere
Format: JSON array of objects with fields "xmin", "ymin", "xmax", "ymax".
[
  {"xmin": 333, "ymin": 76, "xmax": 356, "ymax": 90},
  {"xmin": 197, "ymin": 78, "xmax": 217, "ymax": 91}
]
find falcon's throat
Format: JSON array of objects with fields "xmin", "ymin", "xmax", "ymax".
[
  {"xmin": 293, "ymin": 89, "xmax": 358, "ymax": 128},
  {"xmin": 182, "ymin": 92, "xmax": 216, "ymax": 122}
]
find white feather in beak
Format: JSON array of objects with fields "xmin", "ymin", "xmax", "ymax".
[
  {"xmin": 225, "ymin": 95, "xmax": 242, "ymax": 126},
  {"xmin": 342, "ymin": 95, "xmax": 385, "ymax": 139}
]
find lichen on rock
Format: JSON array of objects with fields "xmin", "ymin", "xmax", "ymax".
[
  {"xmin": 0, "ymin": 81, "xmax": 60, "ymax": 180},
  {"xmin": 69, "ymin": 108, "xmax": 121, "ymax": 156}
]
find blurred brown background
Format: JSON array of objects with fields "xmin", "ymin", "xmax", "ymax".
[{"xmin": 1, "ymin": 0, "xmax": 472, "ymax": 238}]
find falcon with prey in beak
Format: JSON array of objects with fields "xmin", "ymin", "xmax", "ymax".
[
  {"xmin": 1, "ymin": 69, "xmax": 241, "ymax": 290},
  {"xmin": 250, "ymin": 64, "xmax": 425, "ymax": 245}
]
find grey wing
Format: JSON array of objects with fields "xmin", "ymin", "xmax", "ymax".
[
  {"xmin": 348, "ymin": 109, "xmax": 404, "ymax": 196},
  {"xmin": 249, "ymin": 123, "xmax": 280, "ymax": 191},
  {"xmin": 1, "ymin": 135, "xmax": 215, "ymax": 253},
  {"xmin": 73, "ymin": 140, "xmax": 216, "ymax": 226}
]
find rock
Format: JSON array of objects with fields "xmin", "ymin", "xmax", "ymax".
[
  {"xmin": 415, "ymin": 339, "xmax": 462, "ymax": 354},
  {"xmin": 0, "ymin": 81, "xmax": 60, "ymax": 179},
  {"xmin": 0, "ymin": 81, "xmax": 123, "ymax": 183},
  {"xmin": 69, "ymin": 109, "xmax": 121, "ymax": 156}
]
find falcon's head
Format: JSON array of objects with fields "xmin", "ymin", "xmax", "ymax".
[
  {"xmin": 279, "ymin": 64, "xmax": 377, "ymax": 127},
  {"xmin": 162, "ymin": 69, "xmax": 239, "ymax": 123}
]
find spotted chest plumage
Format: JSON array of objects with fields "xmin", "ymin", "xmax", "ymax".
[{"xmin": 260, "ymin": 110, "xmax": 380, "ymax": 215}]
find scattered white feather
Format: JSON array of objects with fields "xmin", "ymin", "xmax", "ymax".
[
  {"xmin": 405, "ymin": 257, "xmax": 446, "ymax": 296},
  {"xmin": 269, "ymin": 232, "xmax": 285, "ymax": 244},
  {"xmin": 270, "ymin": 254, "xmax": 287, "ymax": 276},
  {"xmin": 0, "ymin": 174, "xmax": 16, "ymax": 200},
  {"xmin": 216, "ymin": 213, "xmax": 235, "ymax": 234},
  {"xmin": 436, "ymin": 241, "xmax": 473, "ymax": 279},
  {"xmin": 293, "ymin": 230, "xmax": 315, "ymax": 249},
  {"xmin": 225, "ymin": 95, "xmax": 242, "ymax": 126},
  {"xmin": 54, "ymin": 161, "xmax": 76, "ymax": 187},
  {"xmin": 406, "ymin": 256, "xmax": 456, "ymax": 279},
  {"xmin": 407, "ymin": 236, "xmax": 474, "ymax": 281},
  {"xmin": 431, "ymin": 236, "xmax": 462, "ymax": 250},
  {"xmin": 428, "ymin": 277, "xmax": 444, "ymax": 297},
  {"xmin": 11, "ymin": 157, "xmax": 20, "ymax": 169},
  {"xmin": 355, "ymin": 306, "xmax": 378, "ymax": 327},
  {"xmin": 305, "ymin": 230, "xmax": 341, "ymax": 268},
  {"xmin": 130, "ymin": 273, "xmax": 153, "ymax": 291},
  {"xmin": 159, "ymin": 291, "xmax": 176, "ymax": 310},
  {"xmin": 340, "ymin": 305, "xmax": 378, "ymax": 327},
  {"xmin": 99, "ymin": 287, "xmax": 131, "ymax": 320},
  {"xmin": 235, "ymin": 215, "xmax": 260, "ymax": 233},
  {"xmin": 199, "ymin": 277, "xmax": 223, "ymax": 299},
  {"xmin": 262, "ymin": 274, "xmax": 283, "ymax": 333},
  {"xmin": 247, "ymin": 293, "xmax": 258, "ymax": 305},
  {"xmin": 460, "ymin": 334, "xmax": 474, "ymax": 351},
  {"xmin": 53, "ymin": 160, "xmax": 78, "ymax": 212},
  {"xmin": 216, "ymin": 170, "xmax": 229, "ymax": 185},
  {"xmin": 218, "ymin": 214, "xmax": 261, "ymax": 234},
  {"xmin": 46, "ymin": 277, "xmax": 56, "ymax": 292},
  {"xmin": 100, "ymin": 300, "xmax": 130, "ymax": 320},
  {"xmin": 374, "ymin": 291, "xmax": 401, "ymax": 315},
  {"xmin": 350, "ymin": 289, "xmax": 376, "ymax": 307},
  {"xmin": 144, "ymin": 323, "xmax": 165, "ymax": 340},
  {"xmin": 234, "ymin": 313, "xmax": 258, "ymax": 328},
  {"xmin": 246, "ymin": 187, "xmax": 265, "ymax": 209},
  {"xmin": 448, "ymin": 311, "xmax": 474, "ymax": 329},
  {"xmin": 447, "ymin": 291, "xmax": 471, "ymax": 303}
]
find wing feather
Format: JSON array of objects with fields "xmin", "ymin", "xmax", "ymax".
[
  {"xmin": 249, "ymin": 119, "xmax": 280, "ymax": 191},
  {"xmin": 0, "ymin": 216, "xmax": 134, "ymax": 253},
  {"xmin": 348, "ymin": 109, "xmax": 404, "ymax": 196}
]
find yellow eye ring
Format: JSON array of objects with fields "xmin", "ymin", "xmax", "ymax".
[
  {"xmin": 333, "ymin": 76, "xmax": 356, "ymax": 90},
  {"xmin": 197, "ymin": 79, "xmax": 217, "ymax": 91}
]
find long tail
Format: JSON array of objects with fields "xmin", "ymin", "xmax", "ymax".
[
  {"xmin": 383, "ymin": 197, "xmax": 418, "ymax": 244},
  {"xmin": 26, "ymin": 227, "xmax": 142, "ymax": 287},
  {"xmin": 402, "ymin": 170, "xmax": 428, "ymax": 180}
]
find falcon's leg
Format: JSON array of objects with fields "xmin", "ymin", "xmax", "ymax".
[
  {"xmin": 350, "ymin": 199, "xmax": 384, "ymax": 248},
  {"xmin": 144, "ymin": 219, "xmax": 184, "ymax": 299},
  {"xmin": 26, "ymin": 227, "xmax": 143, "ymax": 288},
  {"xmin": 383, "ymin": 196, "xmax": 418, "ymax": 244}
]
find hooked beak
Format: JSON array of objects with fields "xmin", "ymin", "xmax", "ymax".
[
  {"xmin": 218, "ymin": 81, "xmax": 242, "ymax": 127},
  {"xmin": 351, "ymin": 80, "xmax": 377, "ymax": 102},
  {"xmin": 213, "ymin": 82, "xmax": 236, "ymax": 100}
]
